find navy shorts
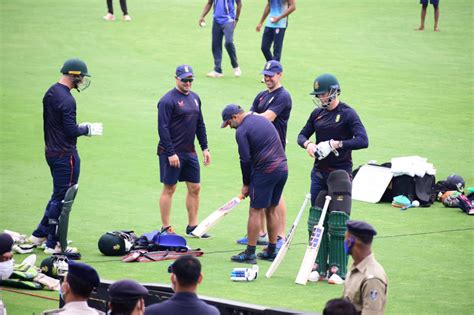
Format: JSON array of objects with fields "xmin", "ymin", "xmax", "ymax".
[
  {"xmin": 159, "ymin": 153, "xmax": 200, "ymax": 185},
  {"xmin": 249, "ymin": 170, "xmax": 288, "ymax": 209},
  {"xmin": 420, "ymin": 0, "xmax": 439, "ymax": 6}
]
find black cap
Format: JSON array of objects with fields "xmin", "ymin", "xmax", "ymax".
[
  {"xmin": 347, "ymin": 220, "xmax": 377, "ymax": 237},
  {"xmin": 221, "ymin": 104, "xmax": 244, "ymax": 128},
  {"xmin": 67, "ymin": 260, "xmax": 100, "ymax": 288},
  {"xmin": 109, "ymin": 279, "xmax": 149, "ymax": 300},
  {"xmin": 0, "ymin": 233, "xmax": 14, "ymax": 255}
]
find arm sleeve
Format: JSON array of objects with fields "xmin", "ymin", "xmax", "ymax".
[
  {"xmin": 361, "ymin": 278, "xmax": 387, "ymax": 315},
  {"xmin": 157, "ymin": 99, "xmax": 176, "ymax": 156},
  {"xmin": 297, "ymin": 112, "xmax": 316, "ymax": 148},
  {"xmin": 341, "ymin": 109, "xmax": 368, "ymax": 150},
  {"xmin": 236, "ymin": 131, "xmax": 252, "ymax": 185},
  {"xmin": 61, "ymin": 99, "xmax": 88, "ymax": 137},
  {"xmin": 196, "ymin": 100, "xmax": 209, "ymax": 151},
  {"xmin": 249, "ymin": 95, "xmax": 258, "ymax": 112}
]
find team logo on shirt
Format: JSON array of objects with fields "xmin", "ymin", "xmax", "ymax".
[
  {"xmin": 335, "ymin": 114, "xmax": 340, "ymax": 123},
  {"xmin": 194, "ymin": 99, "xmax": 199, "ymax": 107},
  {"xmin": 178, "ymin": 100, "xmax": 184, "ymax": 107},
  {"xmin": 369, "ymin": 290, "xmax": 378, "ymax": 301}
]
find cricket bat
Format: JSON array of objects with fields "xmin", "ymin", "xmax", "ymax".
[
  {"xmin": 191, "ymin": 195, "xmax": 245, "ymax": 237},
  {"xmin": 295, "ymin": 195, "xmax": 331, "ymax": 285},
  {"xmin": 266, "ymin": 193, "xmax": 311, "ymax": 278}
]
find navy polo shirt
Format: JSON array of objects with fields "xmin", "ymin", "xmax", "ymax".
[
  {"xmin": 43, "ymin": 83, "xmax": 88, "ymax": 154},
  {"xmin": 250, "ymin": 86, "xmax": 292, "ymax": 149},
  {"xmin": 236, "ymin": 114, "xmax": 287, "ymax": 185},
  {"xmin": 157, "ymin": 88, "xmax": 208, "ymax": 156},
  {"xmin": 297, "ymin": 102, "xmax": 368, "ymax": 172}
]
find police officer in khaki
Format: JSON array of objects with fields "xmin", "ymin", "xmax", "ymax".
[
  {"xmin": 42, "ymin": 261, "xmax": 104, "ymax": 315},
  {"xmin": 343, "ymin": 220, "xmax": 388, "ymax": 314}
]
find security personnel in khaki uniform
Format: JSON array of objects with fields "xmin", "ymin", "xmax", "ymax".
[
  {"xmin": 42, "ymin": 261, "xmax": 104, "ymax": 315},
  {"xmin": 343, "ymin": 220, "xmax": 388, "ymax": 315}
]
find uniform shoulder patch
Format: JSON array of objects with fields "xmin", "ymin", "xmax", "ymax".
[{"xmin": 369, "ymin": 289, "xmax": 378, "ymax": 301}]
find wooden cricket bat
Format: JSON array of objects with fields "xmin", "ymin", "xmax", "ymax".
[
  {"xmin": 191, "ymin": 195, "xmax": 245, "ymax": 238},
  {"xmin": 266, "ymin": 193, "xmax": 311, "ymax": 278},
  {"xmin": 295, "ymin": 195, "xmax": 331, "ymax": 285}
]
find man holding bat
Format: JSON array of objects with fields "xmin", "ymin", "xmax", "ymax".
[
  {"xmin": 297, "ymin": 73, "xmax": 368, "ymax": 282},
  {"xmin": 221, "ymin": 104, "xmax": 288, "ymax": 263}
]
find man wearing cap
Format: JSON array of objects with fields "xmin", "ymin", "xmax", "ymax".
[
  {"xmin": 343, "ymin": 220, "xmax": 388, "ymax": 314},
  {"xmin": 236, "ymin": 60, "xmax": 292, "ymax": 253},
  {"xmin": 297, "ymin": 73, "xmax": 368, "ymax": 281},
  {"xmin": 108, "ymin": 279, "xmax": 148, "ymax": 315},
  {"xmin": 30, "ymin": 58, "xmax": 103, "ymax": 255},
  {"xmin": 256, "ymin": 0, "xmax": 296, "ymax": 62},
  {"xmin": 145, "ymin": 255, "xmax": 219, "ymax": 315},
  {"xmin": 42, "ymin": 261, "xmax": 103, "ymax": 314},
  {"xmin": 0, "ymin": 233, "xmax": 14, "ymax": 281},
  {"xmin": 199, "ymin": 0, "xmax": 242, "ymax": 78},
  {"xmin": 221, "ymin": 104, "xmax": 288, "ymax": 263},
  {"xmin": 157, "ymin": 65, "xmax": 212, "ymax": 237}
]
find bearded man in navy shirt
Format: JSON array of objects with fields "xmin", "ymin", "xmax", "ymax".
[{"xmin": 157, "ymin": 65, "xmax": 211, "ymax": 237}]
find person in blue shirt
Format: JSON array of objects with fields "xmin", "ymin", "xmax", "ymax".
[
  {"xmin": 199, "ymin": 0, "xmax": 242, "ymax": 78},
  {"xmin": 145, "ymin": 255, "xmax": 219, "ymax": 315},
  {"xmin": 256, "ymin": 0, "xmax": 296, "ymax": 62},
  {"xmin": 297, "ymin": 73, "xmax": 368, "ymax": 282},
  {"xmin": 29, "ymin": 59, "xmax": 103, "ymax": 255},
  {"xmin": 157, "ymin": 65, "xmax": 212, "ymax": 237},
  {"xmin": 236, "ymin": 61, "xmax": 292, "ymax": 251},
  {"xmin": 221, "ymin": 104, "xmax": 288, "ymax": 263}
]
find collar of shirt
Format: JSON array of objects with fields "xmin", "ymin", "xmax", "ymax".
[
  {"xmin": 350, "ymin": 252, "xmax": 375, "ymax": 274},
  {"xmin": 64, "ymin": 301, "xmax": 92, "ymax": 310}
]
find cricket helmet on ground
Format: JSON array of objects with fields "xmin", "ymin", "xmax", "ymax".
[
  {"xmin": 446, "ymin": 174, "xmax": 465, "ymax": 192},
  {"xmin": 40, "ymin": 255, "xmax": 69, "ymax": 279},
  {"xmin": 98, "ymin": 231, "xmax": 136, "ymax": 256},
  {"xmin": 310, "ymin": 73, "xmax": 340, "ymax": 96},
  {"xmin": 60, "ymin": 58, "xmax": 91, "ymax": 77}
]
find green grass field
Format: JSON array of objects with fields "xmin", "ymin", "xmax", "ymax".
[{"xmin": 1, "ymin": 0, "xmax": 473, "ymax": 314}]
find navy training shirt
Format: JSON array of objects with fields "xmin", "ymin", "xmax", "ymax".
[
  {"xmin": 144, "ymin": 292, "xmax": 219, "ymax": 315},
  {"xmin": 43, "ymin": 83, "xmax": 88, "ymax": 154},
  {"xmin": 297, "ymin": 102, "xmax": 368, "ymax": 172},
  {"xmin": 250, "ymin": 86, "xmax": 292, "ymax": 149},
  {"xmin": 236, "ymin": 114, "xmax": 288, "ymax": 185},
  {"xmin": 157, "ymin": 88, "xmax": 208, "ymax": 156}
]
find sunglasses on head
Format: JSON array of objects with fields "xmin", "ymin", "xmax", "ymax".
[{"xmin": 179, "ymin": 77, "xmax": 194, "ymax": 83}]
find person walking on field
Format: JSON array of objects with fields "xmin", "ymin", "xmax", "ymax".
[{"xmin": 157, "ymin": 65, "xmax": 212, "ymax": 238}]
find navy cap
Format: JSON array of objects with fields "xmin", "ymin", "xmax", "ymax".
[
  {"xmin": 261, "ymin": 60, "xmax": 283, "ymax": 76},
  {"xmin": 0, "ymin": 233, "xmax": 13, "ymax": 255},
  {"xmin": 221, "ymin": 104, "xmax": 244, "ymax": 128},
  {"xmin": 109, "ymin": 279, "xmax": 148, "ymax": 300},
  {"xmin": 175, "ymin": 64, "xmax": 194, "ymax": 79},
  {"xmin": 67, "ymin": 261, "xmax": 100, "ymax": 287},
  {"xmin": 346, "ymin": 220, "xmax": 377, "ymax": 237}
]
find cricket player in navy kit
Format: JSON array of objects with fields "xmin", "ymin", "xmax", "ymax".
[
  {"xmin": 30, "ymin": 58, "xmax": 103, "ymax": 254},
  {"xmin": 297, "ymin": 73, "xmax": 368, "ymax": 282},
  {"xmin": 236, "ymin": 60, "xmax": 291, "ymax": 249},
  {"xmin": 221, "ymin": 104, "xmax": 288, "ymax": 263},
  {"xmin": 157, "ymin": 65, "xmax": 211, "ymax": 237}
]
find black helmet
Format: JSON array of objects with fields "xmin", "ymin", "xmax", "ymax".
[
  {"xmin": 60, "ymin": 58, "xmax": 90, "ymax": 77},
  {"xmin": 446, "ymin": 174, "xmax": 465, "ymax": 192},
  {"xmin": 40, "ymin": 256, "xmax": 69, "ymax": 279},
  {"xmin": 98, "ymin": 231, "xmax": 136, "ymax": 256}
]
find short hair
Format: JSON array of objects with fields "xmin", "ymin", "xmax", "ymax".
[
  {"xmin": 67, "ymin": 273, "xmax": 94, "ymax": 298},
  {"xmin": 323, "ymin": 298, "xmax": 357, "ymax": 315},
  {"xmin": 110, "ymin": 299, "xmax": 140, "ymax": 315},
  {"xmin": 355, "ymin": 234, "xmax": 374, "ymax": 245},
  {"xmin": 171, "ymin": 255, "xmax": 201, "ymax": 287}
]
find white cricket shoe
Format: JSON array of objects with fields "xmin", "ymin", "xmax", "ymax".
[
  {"xmin": 233, "ymin": 67, "xmax": 241, "ymax": 77},
  {"xmin": 44, "ymin": 245, "xmax": 79, "ymax": 255},
  {"xmin": 27, "ymin": 235, "xmax": 47, "ymax": 246},
  {"xmin": 206, "ymin": 71, "xmax": 224, "ymax": 78},
  {"xmin": 123, "ymin": 15, "xmax": 132, "ymax": 21},
  {"xmin": 103, "ymin": 13, "xmax": 115, "ymax": 21},
  {"xmin": 328, "ymin": 273, "xmax": 344, "ymax": 285}
]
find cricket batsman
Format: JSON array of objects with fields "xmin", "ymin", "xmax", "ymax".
[{"xmin": 297, "ymin": 73, "xmax": 368, "ymax": 282}]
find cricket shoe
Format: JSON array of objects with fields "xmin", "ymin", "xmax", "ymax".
[
  {"xmin": 27, "ymin": 235, "xmax": 47, "ymax": 246},
  {"xmin": 44, "ymin": 245, "xmax": 79, "ymax": 255},
  {"xmin": 12, "ymin": 244, "xmax": 35, "ymax": 254},
  {"xmin": 328, "ymin": 273, "xmax": 344, "ymax": 285},
  {"xmin": 103, "ymin": 13, "xmax": 115, "ymax": 21},
  {"xmin": 231, "ymin": 251, "xmax": 257, "ymax": 264},
  {"xmin": 206, "ymin": 71, "xmax": 224, "ymax": 78},
  {"xmin": 123, "ymin": 15, "xmax": 132, "ymax": 21},
  {"xmin": 185, "ymin": 225, "xmax": 212, "ymax": 239},
  {"xmin": 256, "ymin": 248, "xmax": 276, "ymax": 261},
  {"xmin": 233, "ymin": 67, "xmax": 241, "ymax": 77},
  {"xmin": 276, "ymin": 235, "xmax": 285, "ymax": 250},
  {"xmin": 236, "ymin": 233, "xmax": 268, "ymax": 246}
]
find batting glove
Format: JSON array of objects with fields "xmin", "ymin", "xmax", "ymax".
[
  {"xmin": 314, "ymin": 140, "xmax": 338, "ymax": 160},
  {"xmin": 82, "ymin": 122, "xmax": 103, "ymax": 136}
]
